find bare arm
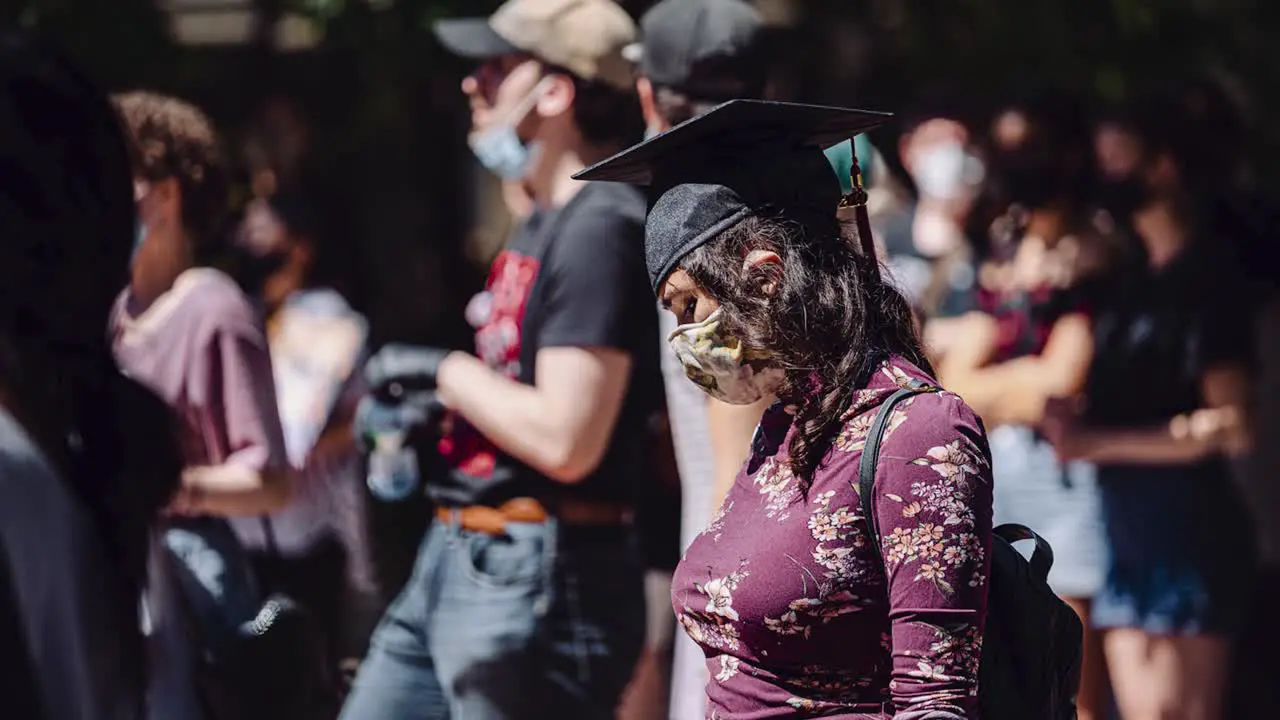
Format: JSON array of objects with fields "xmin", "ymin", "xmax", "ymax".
[
  {"xmin": 939, "ymin": 312, "xmax": 1093, "ymax": 427},
  {"xmin": 923, "ymin": 314, "xmax": 980, "ymax": 367},
  {"xmin": 1046, "ymin": 364, "xmax": 1252, "ymax": 465},
  {"xmin": 435, "ymin": 346, "xmax": 632, "ymax": 484},
  {"xmin": 705, "ymin": 396, "xmax": 770, "ymax": 516},
  {"xmin": 177, "ymin": 465, "xmax": 293, "ymax": 516},
  {"xmin": 934, "ymin": 312, "xmax": 998, "ymax": 400}
]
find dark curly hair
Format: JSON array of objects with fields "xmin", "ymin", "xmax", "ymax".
[
  {"xmin": 112, "ymin": 90, "xmax": 231, "ymax": 261},
  {"xmin": 680, "ymin": 212, "xmax": 930, "ymax": 489}
]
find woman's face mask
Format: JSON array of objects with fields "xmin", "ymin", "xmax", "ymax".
[{"xmin": 668, "ymin": 308, "xmax": 784, "ymax": 405}]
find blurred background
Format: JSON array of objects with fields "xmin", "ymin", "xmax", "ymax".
[{"xmin": 14, "ymin": 0, "xmax": 1279, "ymax": 346}]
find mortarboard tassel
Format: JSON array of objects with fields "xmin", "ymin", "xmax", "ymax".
[{"xmin": 839, "ymin": 145, "xmax": 880, "ymax": 280}]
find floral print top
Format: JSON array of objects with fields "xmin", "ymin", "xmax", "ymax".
[{"xmin": 671, "ymin": 358, "xmax": 994, "ymax": 719}]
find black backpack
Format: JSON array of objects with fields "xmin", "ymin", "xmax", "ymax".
[{"xmin": 858, "ymin": 382, "xmax": 1084, "ymax": 719}]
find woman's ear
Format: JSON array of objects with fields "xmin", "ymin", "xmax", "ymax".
[{"xmin": 742, "ymin": 249, "xmax": 783, "ymax": 297}]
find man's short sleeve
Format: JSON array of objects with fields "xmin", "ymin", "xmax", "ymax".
[{"xmin": 536, "ymin": 194, "xmax": 648, "ymax": 351}]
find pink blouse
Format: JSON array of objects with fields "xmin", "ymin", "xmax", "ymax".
[{"xmin": 112, "ymin": 268, "xmax": 287, "ymax": 475}]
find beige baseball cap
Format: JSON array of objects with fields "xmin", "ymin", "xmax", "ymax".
[{"xmin": 433, "ymin": 0, "xmax": 637, "ymax": 92}]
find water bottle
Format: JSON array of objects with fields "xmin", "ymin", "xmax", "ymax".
[{"xmin": 367, "ymin": 428, "xmax": 421, "ymax": 501}]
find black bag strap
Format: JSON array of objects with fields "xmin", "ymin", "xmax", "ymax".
[
  {"xmin": 856, "ymin": 380, "xmax": 1057, "ymax": 582},
  {"xmin": 858, "ymin": 380, "xmax": 934, "ymax": 559}
]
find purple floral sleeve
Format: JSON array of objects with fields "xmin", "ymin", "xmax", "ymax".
[{"xmin": 870, "ymin": 390, "xmax": 992, "ymax": 718}]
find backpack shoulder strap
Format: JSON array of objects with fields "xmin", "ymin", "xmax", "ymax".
[
  {"xmin": 994, "ymin": 523, "xmax": 1056, "ymax": 583},
  {"xmin": 858, "ymin": 380, "xmax": 935, "ymax": 558}
]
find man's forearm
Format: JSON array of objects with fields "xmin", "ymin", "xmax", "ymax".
[{"xmin": 435, "ymin": 352, "xmax": 584, "ymax": 482}]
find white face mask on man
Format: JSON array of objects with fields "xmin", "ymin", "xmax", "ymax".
[
  {"xmin": 910, "ymin": 142, "xmax": 985, "ymax": 202},
  {"xmin": 468, "ymin": 77, "xmax": 553, "ymax": 180}
]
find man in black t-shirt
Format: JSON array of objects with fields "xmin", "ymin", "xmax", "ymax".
[{"xmin": 341, "ymin": 1, "xmax": 658, "ymax": 718}]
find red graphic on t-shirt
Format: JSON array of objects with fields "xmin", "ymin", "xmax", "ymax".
[{"xmin": 438, "ymin": 250, "xmax": 541, "ymax": 479}]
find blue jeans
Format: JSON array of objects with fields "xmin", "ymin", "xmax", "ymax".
[{"xmin": 340, "ymin": 518, "xmax": 645, "ymax": 720}]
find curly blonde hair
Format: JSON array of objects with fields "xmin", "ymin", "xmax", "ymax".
[{"xmin": 112, "ymin": 91, "xmax": 229, "ymax": 252}]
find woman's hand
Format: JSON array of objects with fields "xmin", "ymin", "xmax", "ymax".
[{"xmin": 1040, "ymin": 395, "xmax": 1090, "ymax": 461}]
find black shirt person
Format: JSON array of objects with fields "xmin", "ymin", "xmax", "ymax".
[{"xmin": 342, "ymin": 1, "xmax": 660, "ymax": 718}]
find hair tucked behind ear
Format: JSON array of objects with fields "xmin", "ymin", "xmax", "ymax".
[{"xmin": 681, "ymin": 213, "xmax": 929, "ymax": 490}]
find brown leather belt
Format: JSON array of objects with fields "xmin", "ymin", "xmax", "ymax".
[{"xmin": 435, "ymin": 497, "xmax": 632, "ymax": 535}]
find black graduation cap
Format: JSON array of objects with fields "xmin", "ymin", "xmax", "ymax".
[{"xmin": 573, "ymin": 99, "xmax": 892, "ymax": 290}]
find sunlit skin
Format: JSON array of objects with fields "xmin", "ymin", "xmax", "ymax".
[
  {"xmin": 658, "ymin": 269, "xmax": 719, "ymax": 326},
  {"xmin": 1036, "ymin": 119, "xmax": 1252, "ymax": 720},
  {"xmin": 461, "ymin": 53, "xmax": 539, "ymax": 142},
  {"xmin": 657, "ymin": 251, "xmax": 780, "ymax": 327},
  {"xmin": 130, "ymin": 175, "xmax": 192, "ymax": 312}
]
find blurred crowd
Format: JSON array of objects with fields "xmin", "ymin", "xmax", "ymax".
[
  {"xmin": 3, "ymin": 0, "xmax": 1279, "ymax": 719},
  {"xmin": 864, "ymin": 86, "xmax": 1277, "ymax": 720}
]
